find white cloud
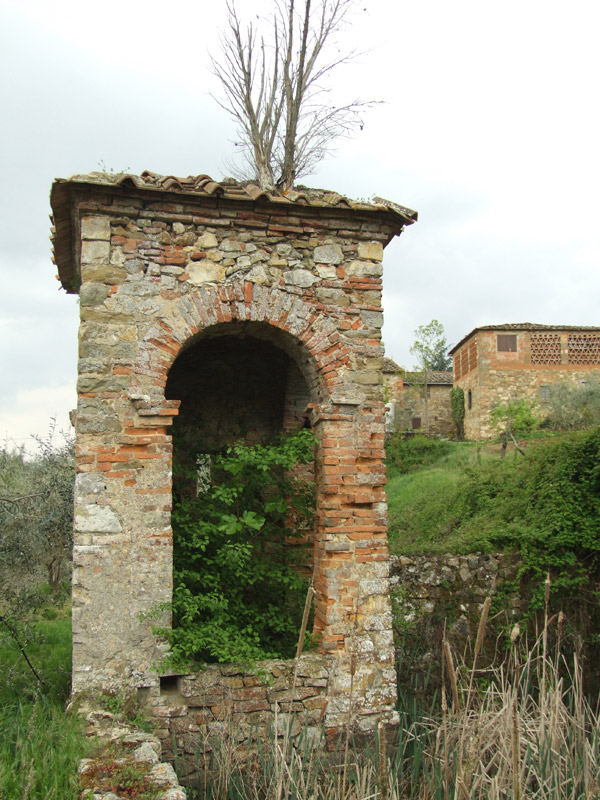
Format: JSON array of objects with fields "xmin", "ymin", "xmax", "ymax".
[{"xmin": 0, "ymin": 386, "xmax": 76, "ymax": 454}]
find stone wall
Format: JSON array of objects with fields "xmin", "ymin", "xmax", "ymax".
[
  {"xmin": 389, "ymin": 553, "xmax": 520, "ymax": 684},
  {"xmin": 383, "ymin": 368, "xmax": 453, "ymax": 437},
  {"xmin": 453, "ymin": 327, "xmax": 600, "ymax": 439},
  {"xmin": 51, "ymin": 173, "xmax": 416, "ymax": 739},
  {"xmin": 152, "ymin": 653, "xmax": 333, "ymax": 783},
  {"xmin": 390, "ymin": 553, "xmax": 519, "ymax": 627}
]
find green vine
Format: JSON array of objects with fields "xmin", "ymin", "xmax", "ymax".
[{"xmin": 450, "ymin": 387, "xmax": 465, "ymax": 441}]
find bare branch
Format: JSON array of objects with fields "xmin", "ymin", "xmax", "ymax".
[{"xmin": 212, "ymin": 0, "xmax": 371, "ymax": 191}]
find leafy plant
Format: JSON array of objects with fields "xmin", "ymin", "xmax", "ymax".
[
  {"xmin": 0, "ymin": 422, "xmax": 74, "ymax": 589},
  {"xmin": 541, "ymin": 376, "xmax": 600, "ymax": 431},
  {"xmin": 154, "ymin": 429, "xmax": 317, "ymax": 667},
  {"xmin": 490, "ymin": 397, "xmax": 542, "ymax": 456},
  {"xmin": 450, "ymin": 386, "xmax": 465, "ymax": 441}
]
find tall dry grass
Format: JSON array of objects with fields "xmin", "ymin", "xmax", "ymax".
[{"xmin": 182, "ymin": 583, "xmax": 600, "ymax": 800}]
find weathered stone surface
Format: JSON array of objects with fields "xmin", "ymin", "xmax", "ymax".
[
  {"xmin": 358, "ymin": 241, "xmax": 384, "ymax": 261},
  {"xmin": 197, "ymin": 232, "xmax": 218, "ymax": 248},
  {"xmin": 361, "ymin": 310, "xmax": 383, "ymax": 329},
  {"xmin": 314, "ymin": 244, "xmax": 343, "ymax": 264},
  {"xmin": 75, "ymin": 504, "xmax": 122, "ymax": 533},
  {"xmin": 82, "ymin": 239, "xmax": 110, "ymax": 264},
  {"xmin": 188, "ymin": 260, "xmax": 226, "ymax": 284},
  {"xmin": 283, "ymin": 268, "xmax": 317, "ymax": 287},
  {"xmin": 345, "ymin": 260, "xmax": 383, "ymax": 278},
  {"xmin": 82, "ymin": 216, "xmax": 111, "ymax": 241}
]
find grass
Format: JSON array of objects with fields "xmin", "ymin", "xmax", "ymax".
[
  {"xmin": 386, "ymin": 428, "xmax": 600, "ymax": 560},
  {"xmin": 386, "ymin": 438, "xmax": 493, "ymax": 554},
  {"xmin": 0, "ymin": 588, "xmax": 89, "ymax": 800}
]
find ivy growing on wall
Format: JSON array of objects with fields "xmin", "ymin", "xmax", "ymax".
[
  {"xmin": 153, "ymin": 429, "xmax": 317, "ymax": 668},
  {"xmin": 450, "ymin": 387, "xmax": 465, "ymax": 441}
]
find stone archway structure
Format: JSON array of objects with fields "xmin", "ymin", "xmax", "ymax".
[{"xmin": 51, "ymin": 172, "xmax": 417, "ymax": 749}]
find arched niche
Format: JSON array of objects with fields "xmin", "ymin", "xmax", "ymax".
[{"xmin": 163, "ymin": 321, "xmax": 319, "ymax": 661}]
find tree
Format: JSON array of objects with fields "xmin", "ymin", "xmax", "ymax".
[
  {"xmin": 0, "ymin": 424, "xmax": 74, "ymax": 590},
  {"xmin": 490, "ymin": 398, "xmax": 541, "ymax": 458},
  {"xmin": 410, "ymin": 319, "xmax": 452, "ymax": 373},
  {"xmin": 212, "ymin": 0, "xmax": 372, "ymax": 192},
  {"xmin": 408, "ymin": 320, "xmax": 451, "ymax": 435},
  {"xmin": 541, "ymin": 377, "xmax": 600, "ymax": 431},
  {"xmin": 450, "ymin": 386, "xmax": 465, "ymax": 441}
]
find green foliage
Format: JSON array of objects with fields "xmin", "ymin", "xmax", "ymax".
[
  {"xmin": 450, "ymin": 387, "xmax": 465, "ymax": 440},
  {"xmin": 490, "ymin": 397, "xmax": 542, "ymax": 438},
  {"xmin": 157, "ymin": 429, "xmax": 317, "ymax": 667},
  {"xmin": 0, "ymin": 422, "xmax": 75, "ymax": 589},
  {"xmin": 388, "ymin": 428, "xmax": 600, "ymax": 617},
  {"xmin": 410, "ymin": 319, "xmax": 452, "ymax": 372},
  {"xmin": 541, "ymin": 377, "xmax": 600, "ymax": 431},
  {"xmin": 386, "ymin": 433, "xmax": 453, "ymax": 477}
]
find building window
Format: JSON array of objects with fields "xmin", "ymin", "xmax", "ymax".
[
  {"xmin": 467, "ymin": 389, "xmax": 472, "ymax": 410},
  {"xmin": 538, "ymin": 384, "xmax": 551, "ymax": 402},
  {"xmin": 497, "ymin": 334, "xmax": 517, "ymax": 352},
  {"xmin": 454, "ymin": 339, "xmax": 478, "ymax": 380}
]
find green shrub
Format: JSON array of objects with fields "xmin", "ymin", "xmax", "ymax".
[
  {"xmin": 389, "ymin": 427, "xmax": 600, "ymax": 617},
  {"xmin": 542, "ymin": 377, "xmax": 600, "ymax": 430},
  {"xmin": 153, "ymin": 429, "xmax": 317, "ymax": 667},
  {"xmin": 0, "ymin": 423, "xmax": 74, "ymax": 589}
]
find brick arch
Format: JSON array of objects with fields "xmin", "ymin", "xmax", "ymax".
[{"xmin": 133, "ymin": 282, "xmax": 349, "ymax": 405}]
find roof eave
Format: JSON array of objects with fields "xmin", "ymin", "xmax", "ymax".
[{"xmin": 50, "ymin": 175, "xmax": 417, "ymax": 293}]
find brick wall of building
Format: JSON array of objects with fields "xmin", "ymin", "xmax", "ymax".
[{"xmin": 453, "ymin": 327, "xmax": 600, "ymax": 439}]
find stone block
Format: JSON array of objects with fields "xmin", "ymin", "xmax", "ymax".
[
  {"xmin": 81, "ymin": 216, "xmax": 110, "ymax": 241},
  {"xmin": 79, "ymin": 283, "xmax": 109, "ymax": 306},
  {"xmin": 74, "ymin": 504, "xmax": 122, "ymax": 534},
  {"xmin": 358, "ymin": 241, "xmax": 384, "ymax": 261},
  {"xmin": 283, "ymin": 268, "xmax": 317, "ymax": 287},
  {"xmin": 188, "ymin": 260, "xmax": 226, "ymax": 284},
  {"xmin": 314, "ymin": 244, "xmax": 343, "ymax": 264},
  {"xmin": 81, "ymin": 239, "xmax": 110, "ymax": 264}
]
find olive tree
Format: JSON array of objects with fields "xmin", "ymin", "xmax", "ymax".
[{"xmin": 0, "ymin": 424, "xmax": 74, "ymax": 590}]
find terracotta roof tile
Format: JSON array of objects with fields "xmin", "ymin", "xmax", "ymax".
[
  {"xmin": 402, "ymin": 371, "xmax": 453, "ymax": 385},
  {"xmin": 55, "ymin": 170, "xmax": 418, "ymax": 222}
]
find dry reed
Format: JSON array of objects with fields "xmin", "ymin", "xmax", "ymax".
[{"xmin": 181, "ymin": 591, "xmax": 600, "ymax": 800}]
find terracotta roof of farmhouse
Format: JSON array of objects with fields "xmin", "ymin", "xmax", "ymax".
[
  {"xmin": 382, "ymin": 359, "xmax": 453, "ymax": 385},
  {"xmin": 50, "ymin": 170, "xmax": 418, "ymax": 293},
  {"xmin": 449, "ymin": 323, "xmax": 600, "ymax": 355}
]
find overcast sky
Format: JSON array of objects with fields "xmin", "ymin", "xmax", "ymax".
[{"xmin": 1, "ymin": 0, "xmax": 599, "ymax": 450}]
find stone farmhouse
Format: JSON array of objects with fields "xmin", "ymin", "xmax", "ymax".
[
  {"xmin": 383, "ymin": 358, "xmax": 453, "ymax": 436},
  {"xmin": 450, "ymin": 323, "xmax": 600, "ymax": 440},
  {"xmin": 50, "ymin": 170, "xmax": 417, "ymax": 765}
]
